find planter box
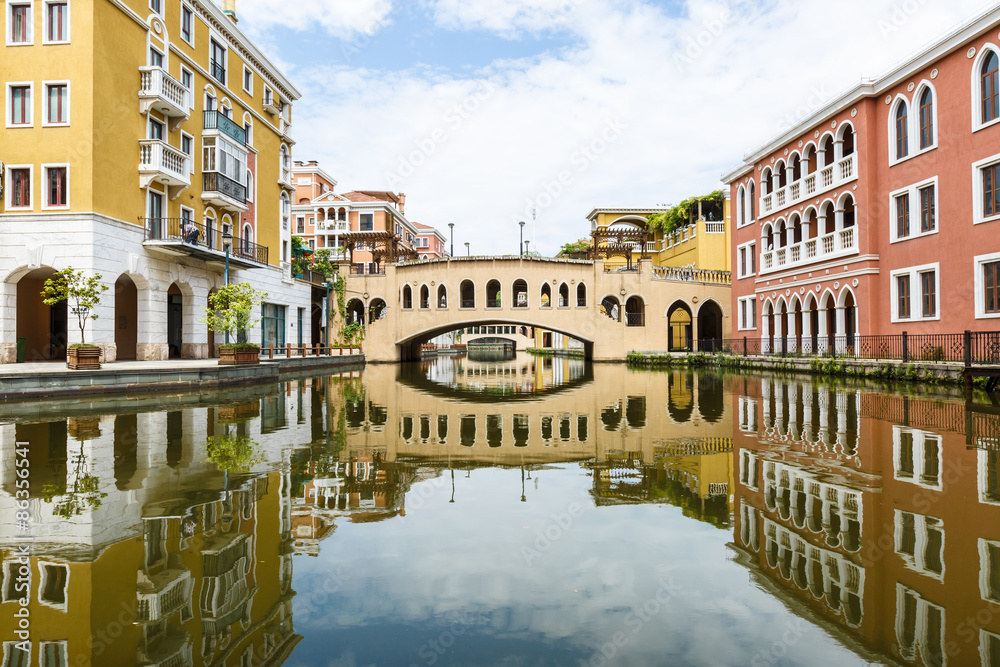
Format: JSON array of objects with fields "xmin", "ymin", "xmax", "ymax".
[
  {"xmin": 218, "ymin": 401, "xmax": 261, "ymax": 422},
  {"xmin": 67, "ymin": 346, "xmax": 102, "ymax": 370},
  {"xmin": 219, "ymin": 347, "xmax": 260, "ymax": 366}
]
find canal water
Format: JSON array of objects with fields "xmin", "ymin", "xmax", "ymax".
[{"xmin": 1, "ymin": 353, "xmax": 998, "ymax": 666}]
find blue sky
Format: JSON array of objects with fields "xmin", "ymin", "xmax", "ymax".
[{"xmin": 232, "ymin": 0, "xmax": 996, "ymax": 255}]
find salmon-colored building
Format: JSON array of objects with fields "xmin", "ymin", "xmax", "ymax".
[
  {"xmin": 724, "ymin": 6, "xmax": 1000, "ymax": 351},
  {"xmin": 413, "ymin": 221, "xmax": 448, "ymax": 259}
]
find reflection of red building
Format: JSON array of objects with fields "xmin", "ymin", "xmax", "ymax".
[{"xmin": 732, "ymin": 376, "xmax": 1000, "ymax": 665}]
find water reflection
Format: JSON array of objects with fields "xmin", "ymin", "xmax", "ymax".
[{"xmin": 3, "ymin": 364, "xmax": 1000, "ymax": 665}]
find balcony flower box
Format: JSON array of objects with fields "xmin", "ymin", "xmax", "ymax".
[
  {"xmin": 218, "ymin": 344, "xmax": 260, "ymax": 366},
  {"xmin": 67, "ymin": 344, "xmax": 102, "ymax": 370}
]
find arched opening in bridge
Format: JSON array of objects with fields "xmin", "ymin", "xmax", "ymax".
[
  {"xmin": 697, "ymin": 301, "xmax": 723, "ymax": 349},
  {"xmin": 437, "ymin": 284, "xmax": 447, "ymax": 309},
  {"xmin": 667, "ymin": 302, "xmax": 692, "ymax": 351},
  {"xmin": 558, "ymin": 283, "xmax": 569, "ymax": 308},
  {"xmin": 346, "ymin": 298, "xmax": 365, "ymax": 324},
  {"xmin": 625, "ymin": 297, "xmax": 645, "ymax": 327},
  {"xmin": 577, "ymin": 283, "xmax": 587, "ymax": 307},
  {"xmin": 513, "ymin": 280, "xmax": 527, "ymax": 308},
  {"xmin": 420, "ymin": 285, "xmax": 430, "ymax": 309},
  {"xmin": 460, "ymin": 281, "xmax": 475, "ymax": 308},
  {"xmin": 486, "ymin": 280, "xmax": 502, "ymax": 308},
  {"xmin": 369, "ymin": 299, "xmax": 387, "ymax": 324},
  {"xmin": 402, "ymin": 285, "xmax": 413, "ymax": 310},
  {"xmin": 601, "ymin": 296, "xmax": 620, "ymax": 322},
  {"xmin": 540, "ymin": 283, "xmax": 552, "ymax": 308}
]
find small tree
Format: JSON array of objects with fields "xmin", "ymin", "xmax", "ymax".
[
  {"xmin": 205, "ymin": 433, "xmax": 263, "ymax": 474},
  {"xmin": 311, "ymin": 248, "xmax": 339, "ymax": 280},
  {"xmin": 41, "ymin": 268, "xmax": 109, "ymax": 347},
  {"xmin": 205, "ymin": 282, "xmax": 268, "ymax": 349}
]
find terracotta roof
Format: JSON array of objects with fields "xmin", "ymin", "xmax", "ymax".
[
  {"xmin": 412, "ymin": 222, "xmax": 434, "ymax": 229},
  {"xmin": 356, "ymin": 190, "xmax": 401, "ymax": 204},
  {"xmin": 339, "ymin": 192, "xmax": 382, "ymax": 203}
]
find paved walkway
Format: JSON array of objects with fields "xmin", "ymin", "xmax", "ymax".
[{"xmin": 0, "ymin": 359, "xmax": 225, "ymax": 376}]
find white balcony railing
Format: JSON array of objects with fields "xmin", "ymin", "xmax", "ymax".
[
  {"xmin": 139, "ymin": 140, "xmax": 190, "ymax": 194},
  {"xmin": 279, "ymin": 166, "xmax": 294, "ymax": 190},
  {"xmin": 139, "ymin": 67, "xmax": 189, "ymax": 124},
  {"xmin": 759, "ymin": 227, "xmax": 858, "ymax": 275},
  {"xmin": 760, "ymin": 153, "xmax": 856, "ymax": 217},
  {"xmin": 704, "ymin": 221, "xmax": 725, "ymax": 234}
]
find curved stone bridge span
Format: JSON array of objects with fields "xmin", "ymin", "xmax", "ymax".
[{"xmin": 343, "ymin": 256, "xmax": 731, "ymax": 362}]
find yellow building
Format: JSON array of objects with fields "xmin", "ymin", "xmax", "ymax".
[{"xmin": 0, "ymin": 0, "xmax": 310, "ymax": 362}]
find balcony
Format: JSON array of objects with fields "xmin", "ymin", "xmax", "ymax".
[
  {"xmin": 319, "ymin": 219, "xmax": 349, "ymax": 233},
  {"xmin": 203, "ymin": 110, "xmax": 246, "ymax": 145},
  {"xmin": 760, "ymin": 227, "xmax": 857, "ymax": 275},
  {"xmin": 279, "ymin": 117, "xmax": 294, "ymax": 143},
  {"xmin": 202, "ymin": 172, "xmax": 247, "ymax": 212},
  {"xmin": 263, "ymin": 93, "xmax": 281, "ymax": 116},
  {"xmin": 760, "ymin": 154, "xmax": 856, "ymax": 218},
  {"xmin": 139, "ymin": 67, "xmax": 189, "ymax": 130},
  {"xmin": 141, "ymin": 217, "xmax": 269, "ymax": 269},
  {"xmin": 139, "ymin": 140, "xmax": 190, "ymax": 199},
  {"xmin": 278, "ymin": 166, "xmax": 294, "ymax": 191},
  {"xmin": 209, "ymin": 59, "xmax": 226, "ymax": 86}
]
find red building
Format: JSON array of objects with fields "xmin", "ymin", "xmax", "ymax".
[{"xmin": 724, "ymin": 6, "xmax": 1000, "ymax": 351}]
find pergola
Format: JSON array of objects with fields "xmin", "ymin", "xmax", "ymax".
[
  {"xmin": 589, "ymin": 226, "xmax": 651, "ymax": 270},
  {"xmin": 342, "ymin": 231, "xmax": 418, "ymax": 272}
]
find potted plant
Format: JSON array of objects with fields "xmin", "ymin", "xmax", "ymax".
[
  {"xmin": 41, "ymin": 268, "xmax": 109, "ymax": 370},
  {"xmin": 205, "ymin": 282, "xmax": 268, "ymax": 365}
]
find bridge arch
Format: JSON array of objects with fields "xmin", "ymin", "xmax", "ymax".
[{"xmin": 394, "ymin": 317, "xmax": 594, "ymax": 362}]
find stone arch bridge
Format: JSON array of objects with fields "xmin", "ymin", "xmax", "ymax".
[{"xmin": 342, "ymin": 256, "xmax": 732, "ymax": 362}]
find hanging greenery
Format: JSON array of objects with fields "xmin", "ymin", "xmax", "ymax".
[{"xmin": 647, "ymin": 190, "xmax": 725, "ymax": 236}]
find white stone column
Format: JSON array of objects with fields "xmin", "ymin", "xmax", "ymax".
[
  {"xmin": 801, "ymin": 310, "xmax": 812, "ymax": 354},
  {"xmin": 834, "ymin": 207, "xmax": 845, "ymax": 233},
  {"xmin": 139, "ymin": 284, "xmax": 167, "ymax": 361},
  {"xmin": 835, "ymin": 307, "xmax": 847, "ymax": 353},
  {"xmin": 834, "ymin": 139, "xmax": 844, "ymax": 162},
  {"xmin": 0, "ymin": 281, "xmax": 15, "ymax": 363},
  {"xmin": 774, "ymin": 312, "xmax": 784, "ymax": 354},
  {"xmin": 762, "ymin": 312, "xmax": 771, "ymax": 354},
  {"xmin": 817, "ymin": 308, "xmax": 829, "ymax": 353},
  {"xmin": 786, "ymin": 311, "xmax": 797, "ymax": 353},
  {"xmin": 802, "ymin": 220, "xmax": 812, "ymax": 241}
]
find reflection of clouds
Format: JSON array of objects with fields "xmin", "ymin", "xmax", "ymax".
[{"xmin": 292, "ymin": 466, "xmax": 865, "ymax": 665}]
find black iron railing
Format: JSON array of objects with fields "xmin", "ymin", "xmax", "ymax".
[
  {"xmin": 486, "ymin": 298, "xmax": 502, "ymax": 308},
  {"xmin": 210, "ymin": 60, "xmax": 226, "ymax": 85},
  {"xmin": 626, "ymin": 312, "xmax": 645, "ymax": 327},
  {"xmin": 461, "ymin": 299, "xmax": 475, "ymax": 308},
  {"xmin": 203, "ymin": 110, "xmax": 247, "ymax": 145},
  {"xmin": 203, "ymin": 172, "xmax": 247, "ymax": 204},
  {"xmin": 141, "ymin": 217, "xmax": 267, "ymax": 266}
]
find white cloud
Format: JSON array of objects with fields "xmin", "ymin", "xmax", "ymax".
[
  {"xmin": 281, "ymin": 0, "xmax": 991, "ymax": 256},
  {"xmin": 233, "ymin": 0, "xmax": 394, "ymax": 37},
  {"xmin": 426, "ymin": 0, "xmax": 587, "ymax": 36}
]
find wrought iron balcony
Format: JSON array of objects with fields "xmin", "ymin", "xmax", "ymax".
[
  {"xmin": 203, "ymin": 110, "xmax": 246, "ymax": 145},
  {"xmin": 139, "ymin": 140, "xmax": 190, "ymax": 199},
  {"xmin": 202, "ymin": 172, "xmax": 247, "ymax": 212},
  {"xmin": 138, "ymin": 67, "xmax": 189, "ymax": 129},
  {"xmin": 141, "ymin": 217, "xmax": 268, "ymax": 269},
  {"xmin": 209, "ymin": 60, "xmax": 226, "ymax": 86}
]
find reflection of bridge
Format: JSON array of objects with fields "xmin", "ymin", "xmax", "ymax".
[{"xmin": 343, "ymin": 256, "xmax": 731, "ymax": 362}]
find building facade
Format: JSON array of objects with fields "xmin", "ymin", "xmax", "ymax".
[
  {"xmin": 0, "ymin": 0, "xmax": 308, "ymax": 362},
  {"xmin": 724, "ymin": 6, "xmax": 1000, "ymax": 351},
  {"xmin": 290, "ymin": 160, "xmax": 341, "ymax": 254},
  {"xmin": 413, "ymin": 221, "xmax": 447, "ymax": 259}
]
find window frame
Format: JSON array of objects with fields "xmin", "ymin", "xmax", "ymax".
[
  {"xmin": 5, "ymin": 164, "xmax": 33, "ymax": 210},
  {"xmin": 894, "ymin": 510, "xmax": 945, "ymax": 581},
  {"xmin": 894, "ymin": 99, "xmax": 909, "ymax": 162},
  {"xmin": 918, "ymin": 86, "xmax": 934, "ymax": 150},
  {"xmin": 973, "ymin": 152, "xmax": 1000, "ymax": 225},
  {"xmin": 736, "ymin": 240, "xmax": 756, "ymax": 279},
  {"xmin": 41, "ymin": 163, "xmax": 69, "ymax": 210},
  {"xmin": 7, "ymin": 1, "xmax": 32, "ymax": 46},
  {"xmin": 889, "ymin": 176, "xmax": 938, "ymax": 243},
  {"xmin": 149, "ymin": 0, "xmax": 162, "ymax": 15},
  {"xmin": 737, "ymin": 295, "xmax": 757, "ymax": 331},
  {"xmin": 209, "ymin": 36, "xmax": 227, "ymax": 86},
  {"xmin": 242, "ymin": 64, "xmax": 253, "ymax": 95},
  {"xmin": 7, "ymin": 81, "xmax": 33, "ymax": 128},
  {"xmin": 36, "ymin": 560, "xmax": 69, "ymax": 611},
  {"xmin": 180, "ymin": 2, "xmax": 195, "ymax": 46},
  {"xmin": 180, "ymin": 130, "xmax": 194, "ymax": 174},
  {"xmin": 890, "ymin": 262, "xmax": 940, "ymax": 323},
  {"xmin": 975, "ymin": 46, "xmax": 1000, "ymax": 131},
  {"xmin": 974, "ymin": 251, "xmax": 1000, "ymax": 319},
  {"xmin": 43, "ymin": 0, "xmax": 69, "ymax": 44},
  {"xmin": 41, "ymin": 80, "xmax": 70, "ymax": 127}
]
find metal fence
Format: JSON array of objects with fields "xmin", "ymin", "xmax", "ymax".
[{"xmin": 697, "ymin": 331, "xmax": 1000, "ymax": 366}]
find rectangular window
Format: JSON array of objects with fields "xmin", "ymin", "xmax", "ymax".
[
  {"xmin": 180, "ymin": 133, "xmax": 193, "ymax": 158},
  {"xmin": 919, "ymin": 184, "xmax": 935, "ymax": 233},
  {"xmin": 181, "ymin": 5, "xmax": 194, "ymax": 44},
  {"xmin": 9, "ymin": 168, "xmax": 30, "ymax": 208},
  {"xmin": 45, "ymin": 84, "xmax": 67, "ymax": 124},
  {"xmin": 210, "ymin": 39, "xmax": 226, "ymax": 85},
  {"xmin": 46, "ymin": 2, "xmax": 68, "ymax": 42},
  {"xmin": 985, "ymin": 163, "xmax": 1000, "ymax": 218},
  {"xmin": 296, "ymin": 216, "xmax": 304, "ymax": 233},
  {"xmin": 40, "ymin": 641, "xmax": 67, "ymax": 667},
  {"xmin": 242, "ymin": 66, "xmax": 253, "ymax": 94},
  {"xmin": 262, "ymin": 304, "xmax": 286, "ymax": 352},
  {"xmin": 9, "ymin": 85, "xmax": 30, "ymax": 125},
  {"xmin": 148, "ymin": 118, "xmax": 163, "ymax": 141},
  {"xmin": 181, "ymin": 68, "xmax": 193, "ymax": 93},
  {"xmin": 148, "ymin": 47, "xmax": 163, "ymax": 68},
  {"xmin": 45, "ymin": 166, "xmax": 67, "ymax": 207},
  {"xmin": 9, "ymin": 3, "xmax": 30, "ymax": 43},
  {"xmin": 149, "ymin": 0, "xmax": 162, "ymax": 14},
  {"xmin": 739, "ymin": 248, "xmax": 746, "ymax": 277},
  {"xmin": 986, "ymin": 261, "xmax": 1000, "ymax": 314},
  {"xmin": 897, "ymin": 275, "xmax": 910, "ymax": 319},
  {"xmin": 895, "ymin": 193, "xmax": 910, "ymax": 238},
  {"xmin": 3, "ymin": 641, "xmax": 31, "ymax": 667},
  {"xmin": 921, "ymin": 271, "xmax": 936, "ymax": 318},
  {"xmin": 360, "ymin": 214, "xmax": 374, "ymax": 231}
]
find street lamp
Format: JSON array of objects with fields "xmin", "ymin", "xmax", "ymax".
[
  {"xmin": 465, "ymin": 242, "xmax": 470, "ymax": 256},
  {"xmin": 222, "ymin": 230, "xmax": 232, "ymax": 344},
  {"xmin": 524, "ymin": 240, "xmax": 530, "ymax": 255},
  {"xmin": 519, "ymin": 221, "xmax": 525, "ymax": 257},
  {"xmin": 448, "ymin": 222, "xmax": 454, "ymax": 258}
]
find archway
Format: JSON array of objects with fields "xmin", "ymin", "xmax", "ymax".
[
  {"xmin": 419, "ymin": 285, "xmax": 430, "ymax": 309},
  {"xmin": 540, "ymin": 283, "xmax": 552, "ymax": 308},
  {"xmin": 601, "ymin": 296, "xmax": 620, "ymax": 322},
  {"xmin": 576, "ymin": 283, "xmax": 586, "ymax": 307},
  {"xmin": 625, "ymin": 296, "xmax": 645, "ymax": 327},
  {"xmin": 667, "ymin": 301, "xmax": 692, "ymax": 351},
  {"xmin": 460, "ymin": 280, "xmax": 475, "ymax": 308},
  {"xmin": 486, "ymin": 280, "xmax": 501, "ymax": 308},
  {"xmin": 115, "ymin": 275, "xmax": 138, "ymax": 360},
  {"xmin": 697, "ymin": 301, "xmax": 722, "ymax": 351},
  {"xmin": 16, "ymin": 267, "xmax": 67, "ymax": 361},
  {"xmin": 369, "ymin": 299, "xmax": 387, "ymax": 324},
  {"xmin": 512, "ymin": 280, "xmax": 527, "ymax": 308},
  {"xmin": 167, "ymin": 283, "xmax": 184, "ymax": 359},
  {"xmin": 402, "ymin": 285, "xmax": 413, "ymax": 309},
  {"xmin": 437, "ymin": 284, "xmax": 447, "ymax": 309},
  {"xmin": 345, "ymin": 298, "xmax": 365, "ymax": 325}
]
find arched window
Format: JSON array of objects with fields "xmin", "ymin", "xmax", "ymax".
[
  {"xmin": 895, "ymin": 101, "xmax": 909, "ymax": 160},
  {"xmin": 761, "ymin": 168, "xmax": 772, "ymax": 195},
  {"xmin": 749, "ymin": 181, "xmax": 756, "ymax": 221},
  {"xmin": 577, "ymin": 282, "xmax": 587, "ymax": 307},
  {"xmin": 246, "ymin": 170, "xmax": 254, "ymax": 202},
  {"xmin": 738, "ymin": 186, "xmax": 745, "ymax": 226},
  {"xmin": 242, "ymin": 223, "xmax": 253, "ymax": 254},
  {"xmin": 486, "ymin": 280, "xmax": 501, "ymax": 308},
  {"xmin": 540, "ymin": 283, "xmax": 552, "ymax": 307},
  {"xmin": 419, "ymin": 284, "xmax": 430, "ymax": 309},
  {"xmin": 280, "ymin": 192, "xmax": 290, "ymax": 230},
  {"xmin": 512, "ymin": 279, "xmax": 527, "ymax": 308},
  {"xmin": 437, "ymin": 284, "xmax": 447, "ymax": 308},
  {"xmin": 558, "ymin": 283, "xmax": 569, "ymax": 308},
  {"xmin": 840, "ymin": 124, "xmax": 855, "ymax": 157},
  {"xmin": 402, "ymin": 285, "xmax": 412, "ymax": 309},
  {"xmin": 983, "ymin": 51, "xmax": 999, "ymax": 124},
  {"xmin": 460, "ymin": 280, "xmax": 475, "ymax": 308},
  {"xmin": 918, "ymin": 88, "xmax": 934, "ymax": 149},
  {"xmin": 280, "ymin": 144, "xmax": 290, "ymax": 180}
]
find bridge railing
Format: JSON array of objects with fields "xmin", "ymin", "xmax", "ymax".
[{"xmin": 651, "ymin": 266, "xmax": 732, "ymax": 285}]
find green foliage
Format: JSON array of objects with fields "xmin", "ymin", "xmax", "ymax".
[
  {"xmin": 204, "ymin": 282, "xmax": 268, "ymax": 344},
  {"xmin": 311, "ymin": 248, "xmax": 339, "ymax": 279},
  {"xmin": 41, "ymin": 267, "xmax": 109, "ymax": 345},
  {"xmin": 559, "ymin": 238, "xmax": 592, "ymax": 256},
  {"xmin": 41, "ymin": 447, "xmax": 107, "ymax": 518},
  {"xmin": 218, "ymin": 342, "xmax": 261, "ymax": 353},
  {"xmin": 527, "ymin": 348, "xmax": 585, "ymax": 358},
  {"xmin": 291, "ymin": 256, "xmax": 310, "ymax": 276},
  {"xmin": 647, "ymin": 190, "xmax": 725, "ymax": 236},
  {"xmin": 291, "ymin": 235, "xmax": 311, "ymax": 256},
  {"xmin": 342, "ymin": 321, "xmax": 365, "ymax": 344},
  {"xmin": 205, "ymin": 433, "xmax": 263, "ymax": 473}
]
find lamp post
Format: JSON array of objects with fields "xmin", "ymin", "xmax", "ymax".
[
  {"xmin": 448, "ymin": 222, "xmax": 454, "ymax": 258},
  {"xmin": 519, "ymin": 221, "xmax": 525, "ymax": 257},
  {"xmin": 524, "ymin": 240, "xmax": 530, "ymax": 255},
  {"xmin": 465, "ymin": 242, "xmax": 470, "ymax": 256},
  {"xmin": 222, "ymin": 230, "xmax": 232, "ymax": 344},
  {"xmin": 325, "ymin": 278, "xmax": 331, "ymax": 354}
]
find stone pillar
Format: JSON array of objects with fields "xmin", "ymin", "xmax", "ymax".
[
  {"xmin": 802, "ymin": 220, "xmax": 811, "ymax": 241},
  {"xmin": 786, "ymin": 310, "xmax": 797, "ymax": 353},
  {"xmin": 834, "ymin": 139, "xmax": 844, "ymax": 163},
  {"xmin": 801, "ymin": 309, "xmax": 812, "ymax": 354},
  {"xmin": 138, "ymin": 284, "xmax": 167, "ymax": 361},
  {"xmin": 817, "ymin": 308, "xmax": 829, "ymax": 353},
  {"xmin": 773, "ymin": 311, "xmax": 783, "ymax": 354},
  {"xmin": 834, "ymin": 207, "xmax": 845, "ymax": 232},
  {"xmin": 761, "ymin": 312, "xmax": 771, "ymax": 354},
  {"xmin": 0, "ymin": 281, "xmax": 15, "ymax": 363},
  {"xmin": 835, "ymin": 307, "xmax": 847, "ymax": 353}
]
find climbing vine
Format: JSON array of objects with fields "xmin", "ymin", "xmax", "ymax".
[{"xmin": 647, "ymin": 190, "xmax": 725, "ymax": 236}]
